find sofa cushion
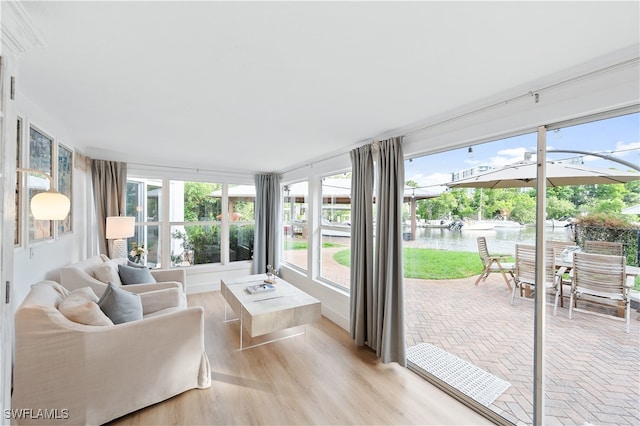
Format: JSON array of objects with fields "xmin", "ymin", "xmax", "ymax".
[
  {"xmin": 118, "ymin": 264, "xmax": 157, "ymax": 285},
  {"xmin": 59, "ymin": 287, "xmax": 114, "ymax": 326},
  {"xmin": 98, "ymin": 283, "xmax": 143, "ymax": 324},
  {"xmin": 92, "ymin": 260, "xmax": 122, "ymax": 285}
]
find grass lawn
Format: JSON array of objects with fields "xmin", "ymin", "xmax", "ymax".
[{"xmin": 333, "ymin": 247, "xmax": 514, "ymax": 280}]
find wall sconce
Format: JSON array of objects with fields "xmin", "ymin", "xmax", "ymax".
[
  {"xmin": 106, "ymin": 216, "xmax": 135, "ymax": 259},
  {"xmin": 17, "ymin": 168, "xmax": 71, "ymax": 220}
]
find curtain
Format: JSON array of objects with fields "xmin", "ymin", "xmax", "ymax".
[
  {"xmin": 253, "ymin": 173, "xmax": 282, "ymax": 274},
  {"xmin": 349, "ymin": 145, "xmax": 375, "ymax": 346},
  {"xmin": 373, "ymin": 137, "xmax": 406, "ymax": 365},
  {"xmin": 91, "ymin": 160, "xmax": 127, "ymax": 257},
  {"xmin": 349, "ymin": 137, "xmax": 406, "ymax": 366}
]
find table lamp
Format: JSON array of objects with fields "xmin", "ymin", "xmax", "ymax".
[{"xmin": 106, "ymin": 216, "xmax": 135, "ymax": 259}]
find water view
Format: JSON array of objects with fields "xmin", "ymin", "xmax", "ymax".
[{"xmin": 409, "ymin": 226, "xmax": 571, "ymax": 255}]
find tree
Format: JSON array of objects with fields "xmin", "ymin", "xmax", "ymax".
[
  {"xmin": 183, "ymin": 182, "xmax": 221, "ymax": 221},
  {"xmin": 546, "ymin": 196, "xmax": 576, "ymax": 219}
]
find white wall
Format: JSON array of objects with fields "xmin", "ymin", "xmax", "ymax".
[{"xmin": 12, "ymin": 93, "xmax": 91, "ymax": 308}]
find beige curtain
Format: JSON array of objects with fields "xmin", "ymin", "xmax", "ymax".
[{"xmin": 91, "ymin": 160, "xmax": 127, "ymax": 256}]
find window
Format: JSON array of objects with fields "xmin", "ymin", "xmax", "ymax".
[
  {"xmin": 320, "ymin": 174, "xmax": 351, "ymax": 290},
  {"xmin": 126, "ymin": 178, "xmax": 255, "ymax": 268},
  {"xmin": 282, "ymin": 181, "xmax": 309, "ymax": 270}
]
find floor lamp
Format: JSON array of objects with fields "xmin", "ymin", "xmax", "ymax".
[
  {"xmin": 16, "ymin": 168, "xmax": 71, "ymax": 220},
  {"xmin": 106, "ymin": 216, "xmax": 135, "ymax": 259}
]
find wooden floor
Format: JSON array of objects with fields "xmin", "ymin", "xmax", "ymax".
[{"xmin": 107, "ymin": 291, "xmax": 492, "ymax": 425}]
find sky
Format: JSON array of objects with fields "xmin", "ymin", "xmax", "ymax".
[{"xmin": 405, "ymin": 112, "xmax": 640, "ymax": 193}]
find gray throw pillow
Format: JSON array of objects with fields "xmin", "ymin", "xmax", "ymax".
[
  {"xmin": 118, "ymin": 263, "xmax": 157, "ymax": 285},
  {"xmin": 97, "ymin": 282, "xmax": 143, "ymax": 324}
]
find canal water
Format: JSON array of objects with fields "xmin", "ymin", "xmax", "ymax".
[{"xmin": 410, "ymin": 226, "xmax": 572, "ymax": 255}]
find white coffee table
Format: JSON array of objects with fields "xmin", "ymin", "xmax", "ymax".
[{"xmin": 221, "ymin": 274, "xmax": 321, "ymax": 350}]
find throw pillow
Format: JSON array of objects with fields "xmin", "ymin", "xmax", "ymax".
[
  {"xmin": 118, "ymin": 264, "xmax": 157, "ymax": 285},
  {"xmin": 92, "ymin": 260, "xmax": 123, "ymax": 285},
  {"xmin": 59, "ymin": 287, "xmax": 114, "ymax": 326},
  {"xmin": 97, "ymin": 282, "xmax": 143, "ymax": 324}
]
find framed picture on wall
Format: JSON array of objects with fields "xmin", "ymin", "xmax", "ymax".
[
  {"xmin": 28, "ymin": 125, "xmax": 54, "ymax": 242},
  {"xmin": 57, "ymin": 143, "xmax": 73, "ymax": 234}
]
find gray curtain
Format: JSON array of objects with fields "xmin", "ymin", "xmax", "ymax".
[
  {"xmin": 373, "ymin": 137, "xmax": 406, "ymax": 365},
  {"xmin": 253, "ymin": 173, "xmax": 282, "ymax": 274},
  {"xmin": 349, "ymin": 137, "xmax": 406, "ymax": 366},
  {"xmin": 349, "ymin": 145, "xmax": 375, "ymax": 346},
  {"xmin": 91, "ymin": 160, "xmax": 127, "ymax": 257}
]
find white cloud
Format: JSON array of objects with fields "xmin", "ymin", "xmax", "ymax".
[
  {"xmin": 406, "ymin": 171, "xmax": 452, "ymax": 187},
  {"xmin": 614, "ymin": 141, "xmax": 640, "ymax": 157}
]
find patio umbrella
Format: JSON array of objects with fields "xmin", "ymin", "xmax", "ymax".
[{"xmin": 446, "ymin": 160, "xmax": 640, "ymax": 189}]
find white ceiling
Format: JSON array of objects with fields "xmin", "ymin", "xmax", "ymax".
[{"xmin": 15, "ymin": 1, "xmax": 640, "ymax": 175}]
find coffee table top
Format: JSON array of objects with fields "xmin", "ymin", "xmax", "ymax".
[{"xmin": 221, "ymin": 274, "xmax": 320, "ymax": 317}]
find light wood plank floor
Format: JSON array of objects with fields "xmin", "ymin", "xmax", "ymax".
[{"xmin": 107, "ymin": 291, "xmax": 492, "ymax": 425}]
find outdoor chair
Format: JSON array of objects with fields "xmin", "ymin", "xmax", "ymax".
[
  {"xmin": 511, "ymin": 244, "xmax": 561, "ymax": 315},
  {"xmin": 546, "ymin": 240, "xmax": 574, "ymax": 255},
  {"xmin": 584, "ymin": 240, "xmax": 624, "ymax": 256},
  {"xmin": 475, "ymin": 236, "xmax": 514, "ymax": 290},
  {"xmin": 569, "ymin": 251, "xmax": 629, "ymax": 333}
]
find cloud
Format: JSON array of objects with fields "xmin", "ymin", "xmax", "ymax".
[
  {"xmin": 614, "ymin": 141, "xmax": 640, "ymax": 158},
  {"xmin": 406, "ymin": 171, "xmax": 452, "ymax": 187}
]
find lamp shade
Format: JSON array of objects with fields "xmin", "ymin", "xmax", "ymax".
[
  {"xmin": 30, "ymin": 190, "xmax": 71, "ymax": 220},
  {"xmin": 105, "ymin": 216, "xmax": 135, "ymax": 239}
]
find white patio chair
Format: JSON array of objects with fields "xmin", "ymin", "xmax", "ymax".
[{"xmin": 569, "ymin": 252, "xmax": 629, "ymax": 333}]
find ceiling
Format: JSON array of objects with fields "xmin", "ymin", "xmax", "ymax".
[{"xmin": 14, "ymin": 1, "xmax": 640, "ymax": 175}]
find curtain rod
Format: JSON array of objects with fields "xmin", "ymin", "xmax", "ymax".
[{"xmin": 280, "ymin": 56, "xmax": 639, "ymax": 176}]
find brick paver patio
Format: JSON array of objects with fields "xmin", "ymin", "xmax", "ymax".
[{"xmin": 405, "ymin": 274, "xmax": 640, "ymax": 425}]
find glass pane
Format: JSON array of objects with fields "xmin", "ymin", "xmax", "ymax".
[
  {"xmin": 28, "ymin": 126, "xmax": 53, "ymax": 242},
  {"xmin": 228, "ymin": 184, "xmax": 255, "ymax": 263},
  {"xmin": 403, "ymin": 132, "xmax": 537, "ymax": 424},
  {"xmin": 126, "ymin": 181, "xmax": 143, "ymax": 221},
  {"xmin": 320, "ymin": 174, "xmax": 351, "ymax": 289},
  {"xmin": 230, "ymin": 223, "xmax": 254, "ymax": 262},
  {"xmin": 57, "ymin": 144, "xmax": 73, "ymax": 234},
  {"xmin": 146, "ymin": 182, "xmax": 162, "ymax": 222},
  {"xmin": 170, "ymin": 181, "xmax": 222, "ymax": 222},
  {"xmin": 544, "ymin": 112, "xmax": 640, "ymax": 425},
  {"xmin": 127, "ymin": 224, "xmax": 160, "ymax": 268},
  {"xmin": 170, "ymin": 224, "xmax": 221, "ymax": 266},
  {"xmin": 282, "ymin": 181, "xmax": 309, "ymax": 270}
]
